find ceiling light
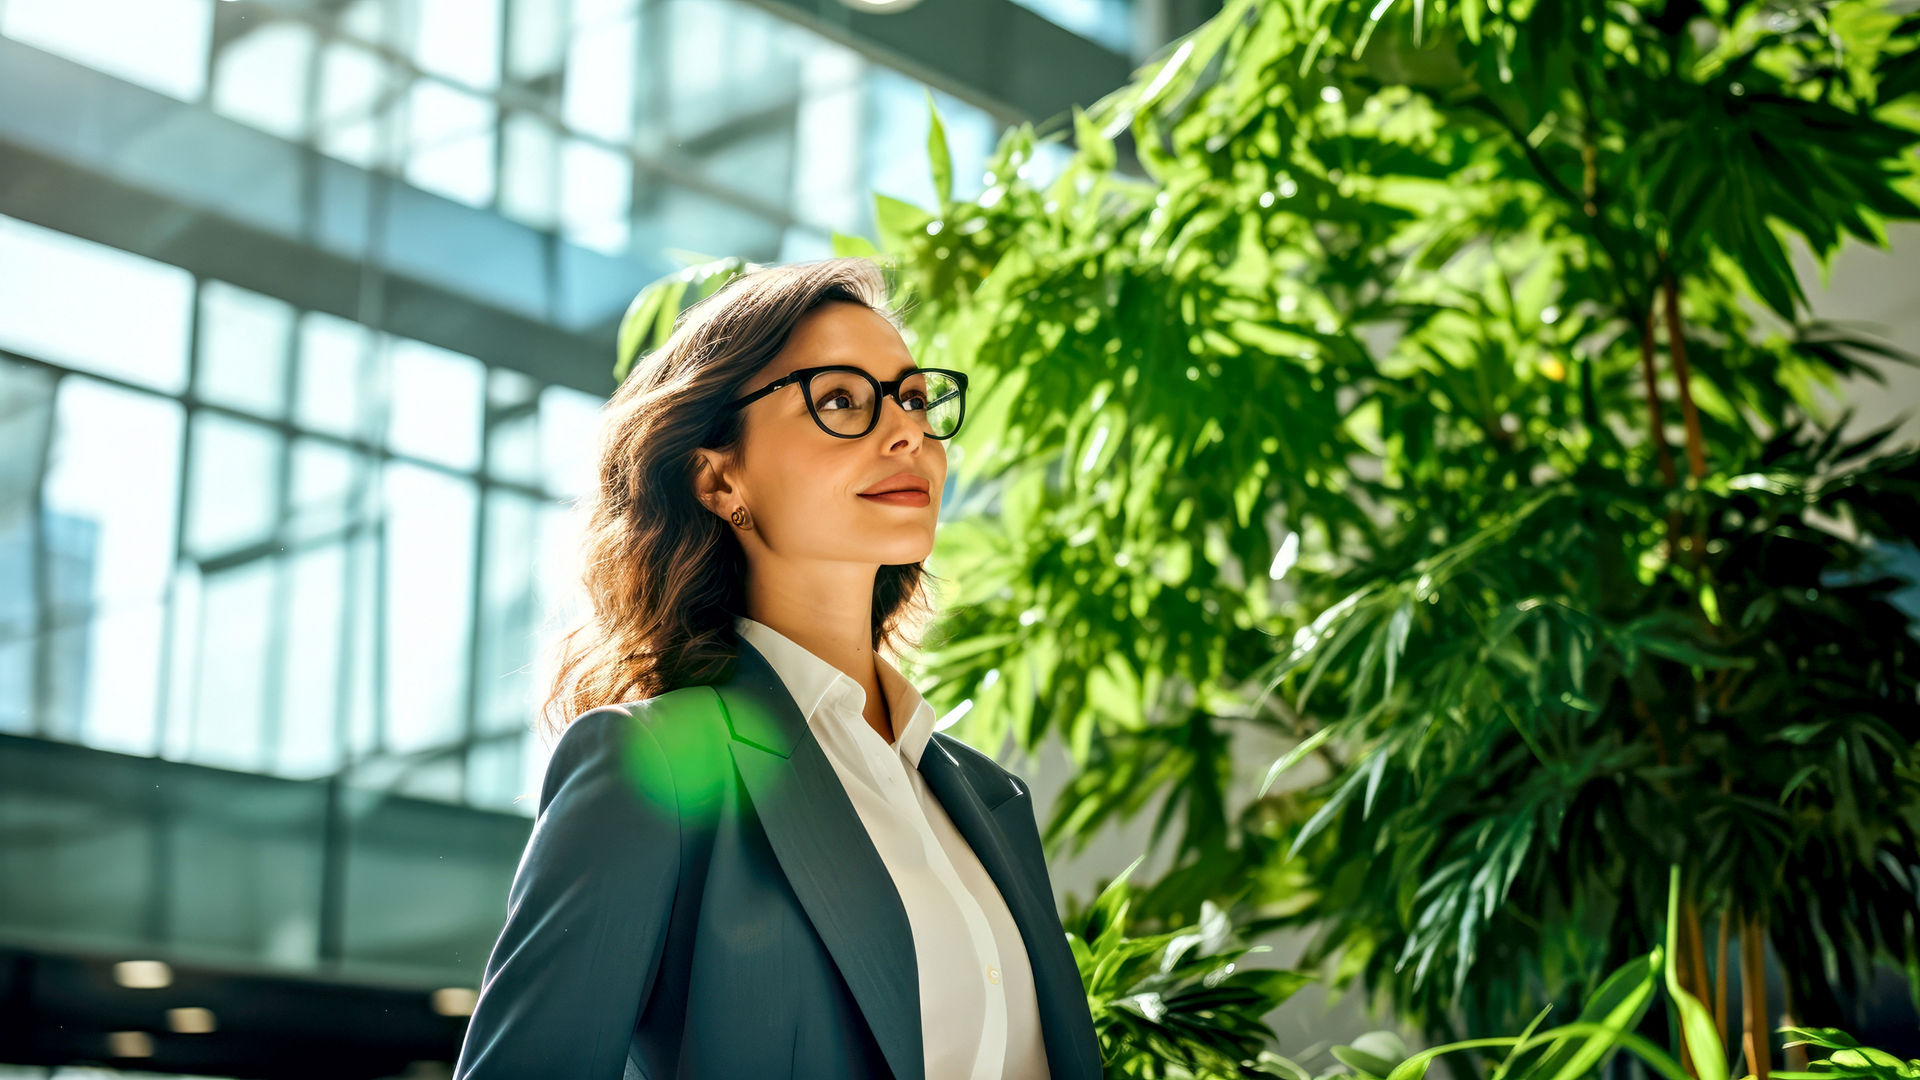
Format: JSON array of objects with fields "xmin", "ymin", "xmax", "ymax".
[{"xmin": 113, "ymin": 960, "xmax": 172, "ymax": 989}]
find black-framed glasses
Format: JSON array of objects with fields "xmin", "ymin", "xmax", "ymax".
[{"xmin": 720, "ymin": 365, "xmax": 968, "ymax": 440}]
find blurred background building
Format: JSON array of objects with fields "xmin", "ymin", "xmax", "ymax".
[
  {"xmin": 0, "ymin": 0, "xmax": 1222, "ymax": 1074},
  {"xmin": 3, "ymin": 0, "xmax": 1917, "ymax": 1076}
]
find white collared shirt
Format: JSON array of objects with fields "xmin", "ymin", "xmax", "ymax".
[{"xmin": 734, "ymin": 616, "xmax": 1052, "ymax": 1080}]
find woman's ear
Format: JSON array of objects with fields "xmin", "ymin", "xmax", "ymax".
[{"xmin": 691, "ymin": 448, "xmax": 732, "ymax": 518}]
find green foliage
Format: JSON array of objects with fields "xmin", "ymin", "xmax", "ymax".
[
  {"xmin": 852, "ymin": 0, "xmax": 1920, "ymax": 1050},
  {"xmin": 1325, "ymin": 868, "xmax": 1913, "ymax": 1080},
  {"xmin": 1069, "ymin": 853, "xmax": 1316, "ymax": 1078},
  {"xmin": 613, "ymin": 250, "xmax": 754, "ymax": 382},
  {"xmin": 1769, "ymin": 1028, "xmax": 1920, "ymax": 1080},
  {"xmin": 607, "ymin": 0, "xmax": 1920, "ymax": 1053}
]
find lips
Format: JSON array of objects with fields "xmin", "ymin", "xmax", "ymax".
[{"xmin": 860, "ymin": 472, "xmax": 931, "ymax": 495}]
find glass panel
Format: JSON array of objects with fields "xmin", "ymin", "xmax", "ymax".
[
  {"xmin": 387, "ymin": 337, "xmax": 483, "ymax": 470},
  {"xmin": 210, "ymin": 16, "xmax": 317, "ymax": 141},
  {"xmin": 39, "ymin": 377, "xmax": 182, "ymax": 755},
  {"xmin": 0, "ymin": 636, "xmax": 27, "ymax": 735},
  {"xmin": 280, "ymin": 539, "xmax": 348, "ymax": 777},
  {"xmin": 686, "ymin": 128, "xmax": 793, "ymax": 206},
  {"xmin": 635, "ymin": 185, "xmax": 782, "ymax": 272},
  {"xmin": 395, "ymin": 753, "xmax": 466, "ymax": 802},
  {"xmin": 499, "ymin": 110, "xmax": 560, "ymax": 231},
  {"xmin": 539, "ymin": 384, "xmax": 603, "ymax": 499},
  {"xmin": 184, "ymin": 412, "xmax": 284, "ymax": 561},
  {"xmin": 337, "ymin": 0, "xmax": 390, "ymax": 45},
  {"xmin": 0, "ymin": 361, "xmax": 53, "ymax": 734},
  {"xmin": 790, "ymin": 46, "xmax": 866, "ymax": 235},
  {"xmin": 197, "ymin": 280, "xmax": 294, "ymax": 420},
  {"xmin": 405, "ymin": 79, "xmax": 499, "ymax": 209},
  {"xmin": 657, "ymin": 0, "xmax": 800, "ymax": 140},
  {"xmin": 573, "ymin": 0, "xmax": 638, "ymax": 24},
  {"xmin": 184, "ymin": 559, "xmax": 276, "ymax": 772},
  {"xmin": 506, "ymin": 0, "xmax": 568, "ymax": 86},
  {"xmin": 485, "ymin": 367, "xmax": 541, "ymax": 487},
  {"xmin": 488, "ymin": 364, "xmax": 540, "ymax": 410},
  {"xmin": 345, "ymin": 525, "xmax": 379, "ymax": 759},
  {"xmin": 415, "ymin": 0, "xmax": 502, "ymax": 91},
  {"xmin": 477, "ymin": 490, "xmax": 541, "ymax": 737},
  {"xmin": 280, "ymin": 438, "xmax": 370, "ymax": 776},
  {"xmin": 532, "ymin": 499, "xmax": 580, "ymax": 698},
  {"xmin": 295, "ymin": 310, "xmax": 381, "ymax": 441},
  {"xmin": 778, "ymin": 225, "xmax": 838, "ymax": 263},
  {"xmin": 558, "ymin": 137, "xmax": 631, "ymax": 254},
  {"xmin": 0, "ymin": 762, "xmax": 156, "ymax": 945},
  {"xmin": 288, "ymin": 436, "xmax": 374, "ymax": 547},
  {"xmin": 0, "ymin": 0, "xmax": 214, "ymax": 103},
  {"xmin": 1008, "ymin": 0, "xmax": 1136, "ymax": 54},
  {"xmin": 466, "ymin": 734, "xmax": 527, "ymax": 810},
  {"xmin": 0, "ymin": 216, "xmax": 192, "ymax": 394},
  {"xmin": 339, "ymin": 773, "xmax": 531, "ymax": 975},
  {"xmin": 561, "ymin": 10, "xmax": 636, "ymax": 141},
  {"xmin": 163, "ymin": 771, "xmax": 326, "ymax": 966},
  {"xmin": 381, "ymin": 462, "xmax": 476, "ymax": 755},
  {"xmin": 316, "ymin": 39, "xmax": 401, "ymax": 169}
]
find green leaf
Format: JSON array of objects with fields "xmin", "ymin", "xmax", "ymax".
[
  {"xmin": 873, "ymin": 192, "xmax": 934, "ymax": 253},
  {"xmin": 1778, "ymin": 1027, "xmax": 1862, "ymax": 1051},
  {"xmin": 1663, "ymin": 866, "xmax": 1730, "ymax": 1080},
  {"xmin": 926, "ymin": 88, "xmax": 953, "ymax": 207},
  {"xmin": 1517, "ymin": 950, "xmax": 1662, "ymax": 1080},
  {"xmin": 1335, "ymin": 1044, "xmax": 1401, "ymax": 1080},
  {"xmin": 1258, "ymin": 724, "xmax": 1335, "ymax": 798},
  {"xmin": 1073, "ymin": 104, "xmax": 1116, "ymax": 173},
  {"xmin": 831, "ymin": 231, "xmax": 880, "ymax": 257}
]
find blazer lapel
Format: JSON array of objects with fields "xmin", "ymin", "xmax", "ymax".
[
  {"xmin": 917, "ymin": 737, "xmax": 1103, "ymax": 1080},
  {"xmin": 711, "ymin": 637, "xmax": 926, "ymax": 1080},
  {"xmin": 709, "ymin": 636, "xmax": 1100, "ymax": 1080}
]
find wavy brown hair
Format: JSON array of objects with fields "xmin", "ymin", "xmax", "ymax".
[{"xmin": 536, "ymin": 256, "xmax": 944, "ymax": 741}]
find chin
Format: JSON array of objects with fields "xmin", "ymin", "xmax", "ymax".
[{"xmin": 868, "ymin": 538, "xmax": 936, "ymax": 565}]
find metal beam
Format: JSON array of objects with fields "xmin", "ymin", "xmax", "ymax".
[{"xmin": 741, "ymin": 0, "xmax": 1138, "ymax": 131}]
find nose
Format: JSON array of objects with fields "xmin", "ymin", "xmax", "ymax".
[{"xmin": 874, "ymin": 393, "xmax": 922, "ymax": 439}]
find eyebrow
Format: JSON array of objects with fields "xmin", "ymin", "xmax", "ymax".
[{"xmin": 820, "ymin": 361, "xmax": 921, "ymax": 380}]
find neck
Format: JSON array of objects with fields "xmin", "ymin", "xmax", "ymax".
[{"xmin": 741, "ymin": 605, "xmax": 892, "ymax": 745}]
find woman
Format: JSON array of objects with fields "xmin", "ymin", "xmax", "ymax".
[{"xmin": 451, "ymin": 258, "xmax": 1103, "ymax": 1080}]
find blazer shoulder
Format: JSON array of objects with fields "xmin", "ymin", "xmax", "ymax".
[
  {"xmin": 560, "ymin": 685, "xmax": 720, "ymax": 744},
  {"xmin": 544, "ymin": 687, "xmax": 720, "ymax": 800},
  {"xmin": 929, "ymin": 729, "xmax": 1027, "ymax": 806}
]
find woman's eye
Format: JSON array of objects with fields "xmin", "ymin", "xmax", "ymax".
[{"xmin": 819, "ymin": 393, "xmax": 851, "ymax": 410}]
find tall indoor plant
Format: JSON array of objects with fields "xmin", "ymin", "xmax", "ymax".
[
  {"xmin": 838, "ymin": 0, "xmax": 1920, "ymax": 1067},
  {"xmin": 616, "ymin": 0, "xmax": 1920, "ymax": 1067}
]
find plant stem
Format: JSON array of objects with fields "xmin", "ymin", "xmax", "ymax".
[
  {"xmin": 1637, "ymin": 307, "xmax": 1683, "ymax": 558},
  {"xmin": 1660, "ymin": 267, "xmax": 1706, "ymax": 485},
  {"xmin": 1684, "ymin": 893, "xmax": 1713, "ymax": 1061},
  {"xmin": 1741, "ymin": 913, "xmax": 1772, "ymax": 1080},
  {"xmin": 1714, "ymin": 911, "xmax": 1729, "ymax": 1051},
  {"xmin": 1660, "ymin": 263, "xmax": 1710, "ymax": 575},
  {"xmin": 1780, "ymin": 971, "xmax": 1808, "ymax": 1072}
]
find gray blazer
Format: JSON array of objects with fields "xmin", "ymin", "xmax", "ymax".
[{"xmin": 452, "ymin": 635, "xmax": 1104, "ymax": 1080}]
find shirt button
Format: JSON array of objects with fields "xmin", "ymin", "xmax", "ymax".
[{"xmin": 986, "ymin": 964, "xmax": 1000, "ymax": 984}]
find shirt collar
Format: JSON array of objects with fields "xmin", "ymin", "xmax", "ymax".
[{"xmin": 733, "ymin": 615, "xmax": 939, "ymax": 767}]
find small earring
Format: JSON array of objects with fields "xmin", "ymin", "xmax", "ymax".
[{"xmin": 730, "ymin": 506, "xmax": 751, "ymax": 529}]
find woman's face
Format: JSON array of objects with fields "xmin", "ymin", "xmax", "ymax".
[{"xmin": 697, "ymin": 301, "xmax": 947, "ymax": 569}]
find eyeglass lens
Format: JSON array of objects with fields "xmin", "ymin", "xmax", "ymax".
[{"xmin": 805, "ymin": 369, "xmax": 963, "ymax": 438}]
